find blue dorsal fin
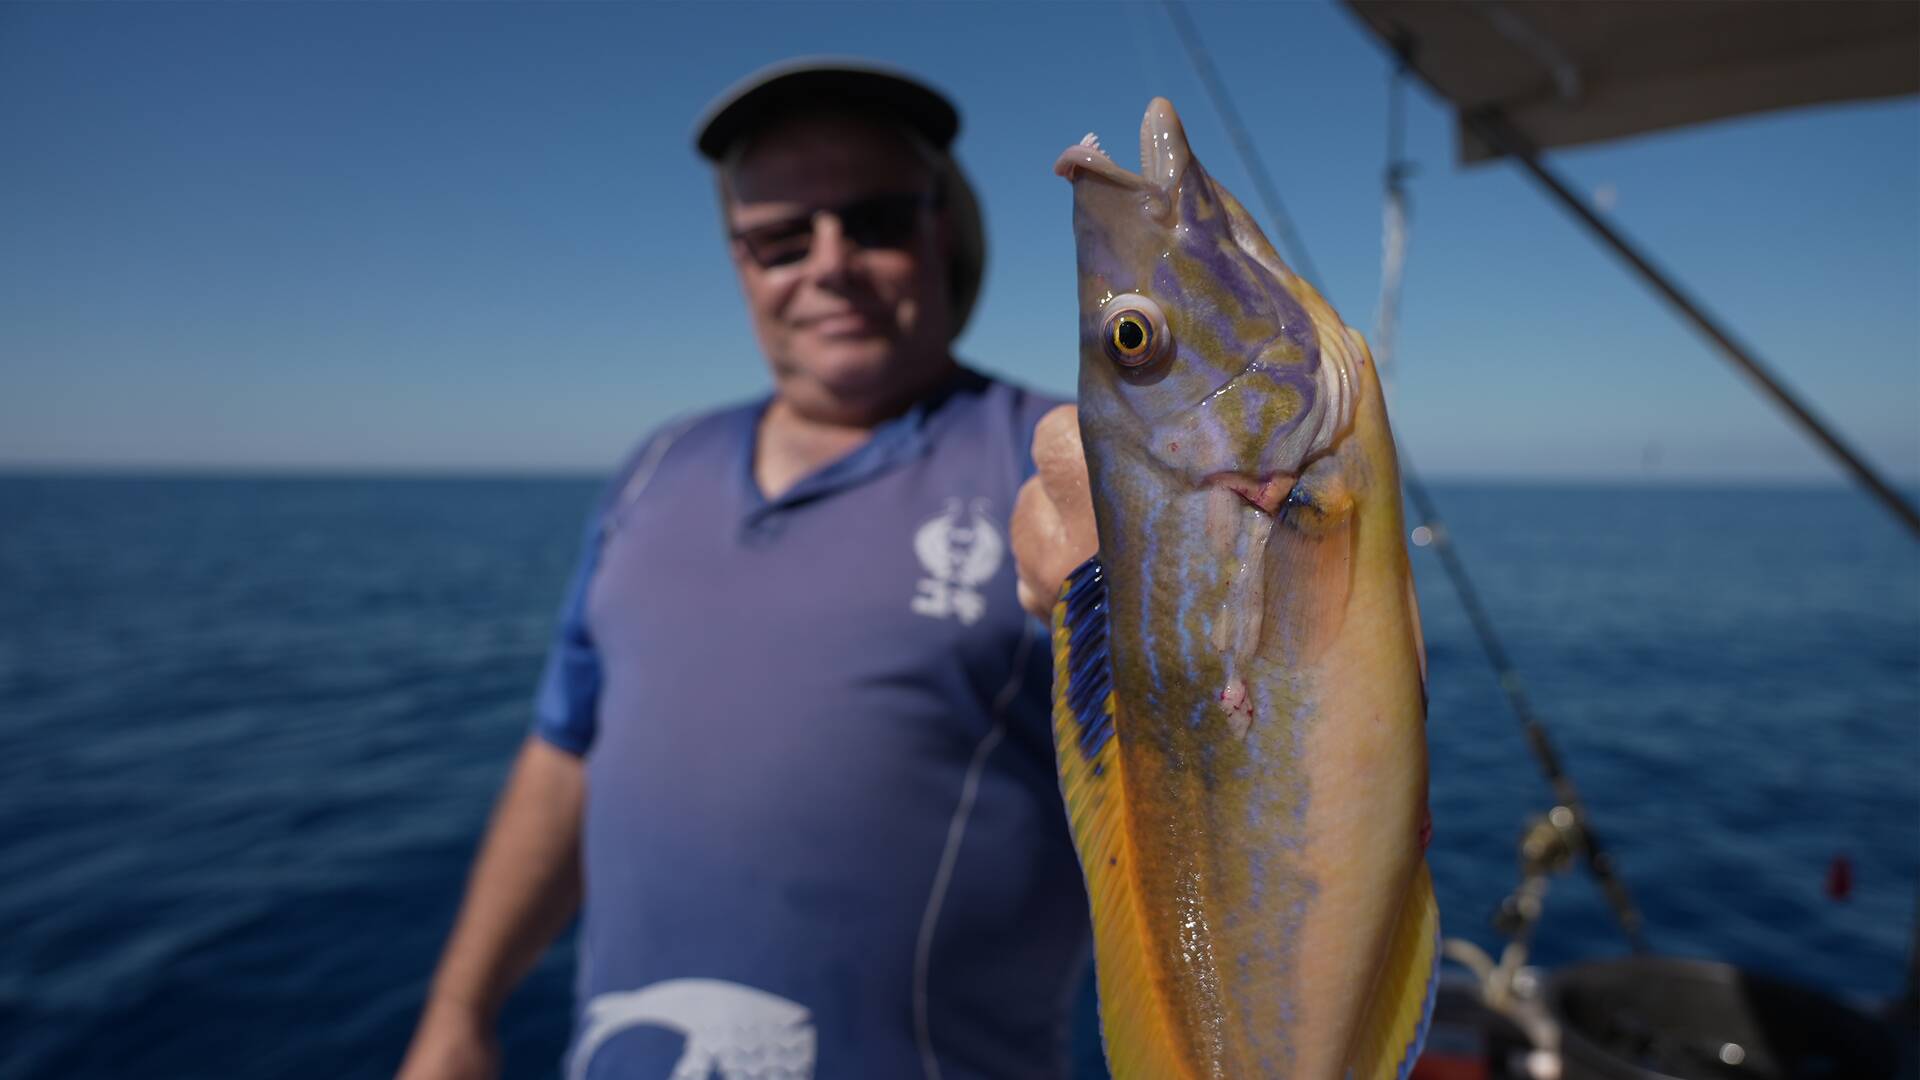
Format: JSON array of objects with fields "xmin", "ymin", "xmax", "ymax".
[
  {"xmin": 1060, "ymin": 556, "xmax": 1115, "ymax": 760},
  {"xmin": 1048, "ymin": 555, "xmax": 1189, "ymax": 1075}
]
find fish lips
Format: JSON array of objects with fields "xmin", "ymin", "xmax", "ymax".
[
  {"xmin": 1054, "ymin": 97, "xmax": 1192, "ymax": 196},
  {"xmin": 1206, "ymin": 472, "xmax": 1295, "ymax": 517}
]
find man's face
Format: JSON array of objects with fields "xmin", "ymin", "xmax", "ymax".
[{"xmin": 724, "ymin": 112, "xmax": 954, "ymax": 416}]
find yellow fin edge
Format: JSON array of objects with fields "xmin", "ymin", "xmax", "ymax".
[
  {"xmin": 1050, "ymin": 592, "xmax": 1193, "ymax": 1080},
  {"xmin": 1345, "ymin": 861, "xmax": 1441, "ymax": 1080}
]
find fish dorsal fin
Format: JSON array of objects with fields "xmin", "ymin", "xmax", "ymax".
[
  {"xmin": 1051, "ymin": 557, "xmax": 1193, "ymax": 1079},
  {"xmin": 1344, "ymin": 863, "xmax": 1441, "ymax": 1080}
]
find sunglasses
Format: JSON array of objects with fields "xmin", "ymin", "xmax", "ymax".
[{"xmin": 730, "ymin": 190, "xmax": 939, "ymax": 269}]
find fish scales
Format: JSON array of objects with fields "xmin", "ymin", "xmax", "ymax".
[{"xmin": 1050, "ymin": 99, "xmax": 1438, "ymax": 1079}]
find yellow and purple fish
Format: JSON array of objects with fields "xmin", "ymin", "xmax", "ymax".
[{"xmin": 1048, "ymin": 99, "xmax": 1436, "ymax": 1079}]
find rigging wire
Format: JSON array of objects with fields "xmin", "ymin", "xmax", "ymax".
[
  {"xmin": 1162, "ymin": 3, "xmax": 1651, "ymax": 952},
  {"xmin": 1161, "ymin": 0, "xmax": 1324, "ymax": 291}
]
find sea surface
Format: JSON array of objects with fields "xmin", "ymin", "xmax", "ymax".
[{"xmin": 1, "ymin": 475, "xmax": 1914, "ymax": 1078}]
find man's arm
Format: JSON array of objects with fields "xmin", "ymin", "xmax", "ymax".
[{"xmin": 396, "ymin": 735, "xmax": 586, "ymax": 1080}]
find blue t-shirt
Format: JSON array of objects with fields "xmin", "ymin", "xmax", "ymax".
[{"xmin": 534, "ymin": 370, "xmax": 1091, "ymax": 1080}]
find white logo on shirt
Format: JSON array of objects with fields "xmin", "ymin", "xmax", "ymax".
[
  {"xmin": 568, "ymin": 978, "xmax": 815, "ymax": 1080},
  {"xmin": 911, "ymin": 497, "xmax": 1003, "ymax": 626}
]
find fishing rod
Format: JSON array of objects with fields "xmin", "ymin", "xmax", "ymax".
[
  {"xmin": 1376, "ymin": 46, "xmax": 1650, "ymax": 955},
  {"xmin": 1399, "ymin": 463, "xmax": 1648, "ymax": 954},
  {"xmin": 1160, "ymin": 1, "xmax": 1652, "ymax": 953}
]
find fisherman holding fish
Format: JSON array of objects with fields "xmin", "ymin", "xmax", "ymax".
[{"xmin": 398, "ymin": 62, "xmax": 1095, "ymax": 1080}]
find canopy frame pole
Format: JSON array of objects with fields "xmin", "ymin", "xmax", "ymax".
[{"xmin": 1465, "ymin": 107, "xmax": 1920, "ymax": 541}]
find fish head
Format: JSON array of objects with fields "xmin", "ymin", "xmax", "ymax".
[
  {"xmin": 1056, "ymin": 97, "xmax": 1357, "ymax": 516},
  {"xmin": 1057, "ymin": 98, "xmax": 1400, "ymax": 694}
]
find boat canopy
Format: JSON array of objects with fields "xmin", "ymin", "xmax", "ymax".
[{"xmin": 1345, "ymin": 0, "xmax": 1920, "ymax": 163}]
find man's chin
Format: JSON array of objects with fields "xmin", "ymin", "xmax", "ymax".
[
  {"xmin": 797, "ymin": 323, "xmax": 894, "ymax": 352},
  {"xmin": 776, "ymin": 343, "xmax": 947, "ymax": 414},
  {"xmin": 791, "ymin": 341, "xmax": 899, "ymax": 385}
]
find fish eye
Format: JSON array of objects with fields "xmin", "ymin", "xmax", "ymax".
[{"xmin": 1100, "ymin": 293, "xmax": 1169, "ymax": 368}]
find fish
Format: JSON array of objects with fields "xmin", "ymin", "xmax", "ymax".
[{"xmin": 1047, "ymin": 98, "xmax": 1436, "ymax": 1079}]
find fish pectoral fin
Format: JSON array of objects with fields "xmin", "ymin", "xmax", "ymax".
[
  {"xmin": 1345, "ymin": 862, "xmax": 1441, "ymax": 1080},
  {"xmin": 1278, "ymin": 459, "xmax": 1354, "ymax": 536},
  {"xmin": 1051, "ymin": 557, "xmax": 1192, "ymax": 1080},
  {"xmin": 1260, "ymin": 458, "xmax": 1356, "ymax": 662}
]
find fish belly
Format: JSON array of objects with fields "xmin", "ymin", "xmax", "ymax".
[{"xmin": 1051, "ymin": 560, "xmax": 1436, "ymax": 1079}]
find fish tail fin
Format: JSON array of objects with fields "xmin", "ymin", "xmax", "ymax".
[
  {"xmin": 1346, "ymin": 861, "xmax": 1441, "ymax": 1080},
  {"xmin": 1051, "ymin": 557, "xmax": 1191, "ymax": 1080}
]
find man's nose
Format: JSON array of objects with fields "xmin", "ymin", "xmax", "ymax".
[{"xmin": 807, "ymin": 214, "xmax": 856, "ymax": 280}]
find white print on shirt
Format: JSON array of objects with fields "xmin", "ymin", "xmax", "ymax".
[
  {"xmin": 911, "ymin": 497, "xmax": 1004, "ymax": 626},
  {"xmin": 567, "ymin": 978, "xmax": 815, "ymax": 1080}
]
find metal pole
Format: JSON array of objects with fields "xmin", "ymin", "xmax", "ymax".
[{"xmin": 1465, "ymin": 108, "xmax": 1920, "ymax": 542}]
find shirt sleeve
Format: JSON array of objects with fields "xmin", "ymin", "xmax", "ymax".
[
  {"xmin": 530, "ymin": 503, "xmax": 607, "ymax": 756},
  {"xmin": 530, "ymin": 417, "xmax": 701, "ymax": 755}
]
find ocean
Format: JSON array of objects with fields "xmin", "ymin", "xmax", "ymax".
[{"xmin": 1, "ymin": 475, "xmax": 1914, "ymax": 1078}]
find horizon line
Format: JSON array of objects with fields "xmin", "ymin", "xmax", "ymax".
[{"xmin": 2, "ymin": 461, "xmax": 1913, "ymax": 490}]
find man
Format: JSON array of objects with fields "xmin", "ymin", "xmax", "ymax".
[{"xmin": 397, "ymin": 61, "xmax": 1092, "ymax": 1080}]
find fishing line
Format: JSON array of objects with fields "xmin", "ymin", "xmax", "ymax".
[
  {"xmin": 1160, "ymin": 0, "xmax": 1325, "ymax": 293},
  {"xmin": 1123, "ymin": 0, "xmax": 1177, "ymax": 114}
]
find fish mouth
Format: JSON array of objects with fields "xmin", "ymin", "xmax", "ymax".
[
  {"xmin": 1053, "ymin": 97, "xmax": 1191, "ymax": 191},
  {"xmin": 1053, "ymin": 132, "xmax": 1140, "ymax": 188}
]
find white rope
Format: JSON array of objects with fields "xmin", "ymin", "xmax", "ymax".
[{"xmin": 1372, "ymin": 180, "xmax": 1410, "ymax": 380}]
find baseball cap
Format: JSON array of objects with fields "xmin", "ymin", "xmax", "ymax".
[{"xmin": 693, "ymin": 58, "xmax": 987, "ymax": 339}]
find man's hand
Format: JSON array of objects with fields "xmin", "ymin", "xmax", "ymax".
[
  {"xmin": 395, "ymin": 737, "xmax": 584, "ymax": 1080},
  {"xmin": 395, "ymin": 997, "xmax": 500, "ymax": 1080},
  {"xmin": 1011, "ymin": 405, "xmax": 1098, "ymax": 619}
]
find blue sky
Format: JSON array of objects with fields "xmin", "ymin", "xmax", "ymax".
[{"xmin": 2, "ymin": 1, "xmax": 1915, "ymax": 481}]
